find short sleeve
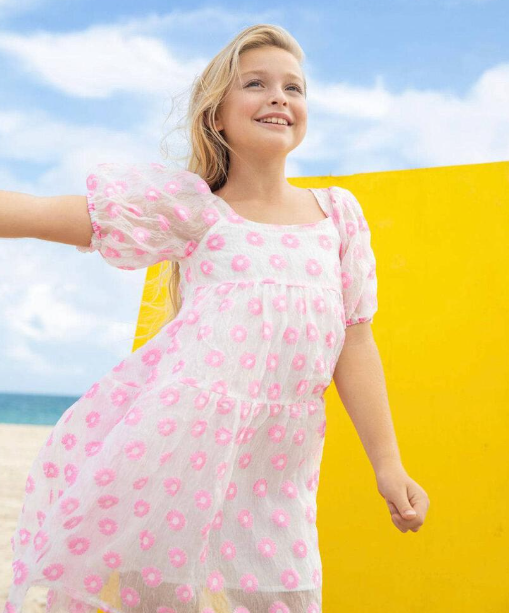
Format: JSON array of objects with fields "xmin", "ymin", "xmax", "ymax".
[
  {"xmin": 76, "ymin": 162, "xmax": 215, "ymax": 270},
  {"xmin": 330, "ymin": 186, "xmax": 378, "ymax": 326}
]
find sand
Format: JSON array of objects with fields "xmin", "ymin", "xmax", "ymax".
[{"xmin": 0, "ymin": 423, "xmax": 53, "ymax": 613}]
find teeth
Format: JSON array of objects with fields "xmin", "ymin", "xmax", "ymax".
[{"xmin": 258, "ymin": 117, "xmax": 289, "ymax": 125}]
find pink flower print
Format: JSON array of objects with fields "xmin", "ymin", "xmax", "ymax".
[
  {"xmin": 168, "ymin": 547, "xmax": 188, "ymax": 568},
  {"xmin": 305, "ymin": 505, "xmax": 317, "ymax": 523},
  {"xmin": 110, "ymin": 387, "xmax": 129, "ymax": 407},
  {"xmin": 306, "ymin": 323, "xmax": 319, "ymax": 341},
  {"xmin": 190, "ymin": 450, "xmax": 207, "ymax": 471},
  {"xmin": 197, "ymin": 324, "xmax": 213, "ymax": 340},
  {"xmin": 306, "ymin": 258, "xmax": 323, "ymax": 276},
  {"xmin": 87, "ymin": 173, "xmax": 98, "ymax": 191},
  {"xmin": 163, "ymin": 178, "xmax": 182, "ymax": 195},
  {"xmin": 318, "ymin": 234, "xmax": 333, "ymax": 249},
  {"xmin": 124, "ymin": 439, "xmax": 146, "ymax": 460},
  {"xmin": 315, "ymin": 355, "xmax": 326, "ymax": 374},
  {"xmin": 293, "ymin": 539, "xmax": 308, "ymax": 558},
  {"xmin": 262, "ymin": 321, "xmax": 273, "ymax": 340},
  {"xmin": 312, "ymin": 568, "xmax": 322, "ymax": 588},
  {"xmin": 61, "ymin": 432, "xmax": 77, "ymax": 451},
  {"xmin": 240, "ymin": 573, "xmax": 259, "ymax": 593},
  {"xmin": 207, "ymin": 570, "xmax": 225, "ymax": 593},
  {"xmin": 280, "ymin": 480, "xmax": 299, "ymax": 498},
  {"xmin": 272, "ymin": 294, "xmax": 287, "ymax": 312},
  {"xmin": 246, "ymin": 231, "xmax": 264, "ymax": 246},
  {"xmin": 296, "ymin": 379, "xmax": 310, "ymax": 396},
  {"xmin": 166, "ymin": 509, "xmax": 186, "ymax": 531},
  {"xmin": 203, "ymin": 206, "xmax": 220, "ymax": 226},
  {"xmin": 267, "ymin": 383, "xmax": 282, "ymax": 400},
  {"xmin": 272, "ymin": 508, "xmax": 290, "ymax": 528},
  {"xmin": 104, "ymin": 246, "xmax": 122, "ymax": 259},
  {"xmin": 238, "ymin": 452, "xmax": 252, "ymax": 469},
  {"xmin": 206, "ymin": 233, "xmax": 226, "ymax": 251},
  {"xmin": 85, "ymin": 440, "xmax": 103, "ymax": 457},
  {"xmin": 220, "ymin": 539, "xmax": 236, "ymax": 560},
  {"xmin": 98, "ymin": 518, "xmax": 118, "ymax": 536},
  {"xmin": 216, "ymin": 390, "xmax": 236, "ymax": 415},
  {"xmin": 194, "ymin": 489, "xmax": 212, "ymax": 510},
  {"xmin": 59, "ymin": 497, "xmax": 80, "ymax": 516},
  {"xmin": 139, "ymin": 529, "xmax": 155, "ymax": 551},
  {"xmin": 341, "ymin": 269, "xmax": 353, "ymax": 290},
  {"xmin": 63, "ymin": 515, "xmax": 83, "ymax": 530},
  {"xmin": 97, "ymin": 494, "xmax": 119, "ymax": 510},
  {"xmin": 64, "ymin": 463, "xmax": 78, "ymax": 486},
  {"xmin": 94, "ymin": 468, "xmax": 116, "ymax": 487},
  {"xmin": 36, "ymin": 510, "xmax": 46, "ymax": 527},
  {"xmin": 134, "ymin": 500, "xmax": 150, "ymax": 517},
  {"xmin": 269, "ymin": 403, "xmax": 283, "ymax": 417},
  {"xmin": 225, "ymin": 481, "xmax": 238, "ymax": 501},
  {"xmin": 42, "ymin": 562, "xmax": 64, "ymax": 581},
  {"xmin": 159, "ymin": 451, "xmax": 173, "ymax": 465},
  {"xmin": 124, "ymin": 406, "xmax": 143, "ymax": 426},
  {"xmin": 157, "ymin": 213, "xmax": 171, "ymax": 231},
  {"xmin": 325, "ymin": 330, "xmax": 337, "ymax": 348},
  {"xmin": 214, "ymin": 426, "xmax": 232, "ymax": 446},
  {"xmin": 191, "ymin": 420, "xmax": 207, "ymax": 438},
  {"xmin": 175, "ymin": 584, "xmax": 194, "ymax": 603},
  {"xmin": 159, "ymin": 386, "xmax": 181, "ymax": 405},
  {"xmin": 121, "ymin": 587, "xmax": 141, "ymax": 608},
  {"xmin": 230, "ymin": 324, "xmax": 248, "ymax": 342},
  {"xmin": 236, "ymin": 426, "xmax": 256, "ymax": 445},
  {"xmin": 212, "ymin": 509, "xmax": 223, "ymax": 530},
  {"xmin": 200, "ymin": 260, "xmax": 214, "ymax": 275},
  {"xmin": 266, "ymin": 353, "xmax": 279, "ymax": 371},
  {"xmin": 68, "ymin": 536, "xmax": 90, "ymax": 555},
  {"xmin": 247, "ymin": 297, "xmax": 263, "ymax": 315},
  {"xmin": 158, "ymin": 417, "xmax": 177, "ymax": 437},
  {"xmin": 205, "ymin": 349, "xmax": 225, "ymax": 367},
  {"xmin": 25, "ymin": 474, "xmax": 35, "ymax": 494},
  {"xmin": 142, "ymin": 347, "xmax": 162, "ymax": 366},
  {"xmin": 291, "ymin": 353, "xmax": 306, "ymax": 371},
  {"xmin": 33, "ymin": 529, "xmax": 48, "ymax": 551},
  {"xmin": 237, "ymin": 509, "xmax": 253, "ymax": 528},
  {"xmin": 295, "ymin": 297, "xmax": 307, "ymax": 314},
  {"xmin": 85, "ymin": 382, "xmax": 99, "ymax": 398},
  {"xmin": 281, "ymin": 233, "xmax": 300, "ymax": 248},
  {"xmin": 12, "ymin": 560, "xmax": 28, "ymax": 585},
  {"xmin": 43, "ymin": 462, "xmax": 59, "ymax": 478},
  {"xmin": 258, "ymin": 537, "xmax": 276, "ymax": 558},
  {"xmin": 85, "ymin": 411, "xmax": 101, "ymax": 428},
  {"xmin": 269, "ymin": 602, "xmax": 290, "ymax": 613},
  {"xmin": 271, "ymin": 453, "xmax": 288, "ymax": 471},
  {"xmin": 240, "ymin": 352, "xmax": 256, "ymax": 369},
  {"xmin": 269, "ymin": 254, "xmax": 287, "ymax": 270},
  {"xmin": 164, "ymin": 477, "xmax": 182, "ymax": 497},
  {"xmin": 283, "ymin": 326, "xmax": 299, "ymax": 344},
  {"xmin": 103, "ymin": 550, "xmax": 122, "ymax": 568},
  {"xmin": 84, "ymin": 574, "xmax": 103, "ymax": 594},
  {"xmin": 312, "ymin": 295, "xmax": 327, "ymax": 313},
  {"xmin": 133, "ymin": 476, "xmax": 149, "ymax": 490},
  {"xmin": 216, "ymin": 461, "xmax": 228, "ymax": 479},
  {"xmin": 218, "ymin": 297, "xmax": 234, "ymax": 312},
  {"xmin": 308, "ymin": 602, "xmax": 320, "ymax": 613},
  {"xmin": 231, "ymin": 254, "xmax": 251, "ymax": 272},
  {"xmin": 142, "ymin": 566, "xmax": 163, "ymax": 587},
  {"xmin": 145, "ymin": 185, "xmax": 162, "ymax": 202},
  {"xmin": 253, "ymin": 478, "xmax": 268, "ymax": 498},
  {"xmin": 281, "ymin": 568, "xmax": 300, "ymax": 589},
  {"xmin": 18, "ymin": 528, "xmax": 32, "ymax": 545},
  {"xmin": 268, "ymin": 424, "xmax": 286, "ymax": 444}
]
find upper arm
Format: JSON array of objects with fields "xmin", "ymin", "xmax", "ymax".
[
  {"xmin": 343, "ymin": 320, "xmax": 374, "ymax": 347},
  {"xmin": 34, "ymin": 194, "xmax": 93, "ymax": 248}
]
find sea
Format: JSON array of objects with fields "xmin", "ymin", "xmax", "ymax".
[{"xmin": 0, "ymin": 391, "xmax": 81, "ymax": 426}]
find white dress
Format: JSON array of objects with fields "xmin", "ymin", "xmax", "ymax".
[{"xmin": 3, "ymin": 162, "xmax": 378, "ymax": 613}]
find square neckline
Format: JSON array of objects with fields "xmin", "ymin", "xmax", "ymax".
[{"xmin": 211, "ymin": 188, "xmax": 334, "ymax": 231}]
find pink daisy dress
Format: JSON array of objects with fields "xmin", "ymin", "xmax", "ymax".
[{"xmin": 3, "ymin": 162, "xmax": 378, "ymax": 613}]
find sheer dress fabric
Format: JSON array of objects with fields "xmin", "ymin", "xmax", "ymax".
[{"xmin": 3, "ymin": 162, "xmax": 378, "ymax": 613}]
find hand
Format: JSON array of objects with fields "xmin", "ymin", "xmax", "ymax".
[{"xmin": 375, "ymin": 463, "xmax": 430, "ymax": 533}]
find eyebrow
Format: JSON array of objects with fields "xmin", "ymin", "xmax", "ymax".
[{"xmin": 241, "ymin": 69, "xmax": 304, "ymax": 83}]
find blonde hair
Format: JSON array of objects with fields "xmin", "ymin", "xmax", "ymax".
[{"xmin": 133, "ymin": 24, "xmax": 306, "ymax": 346}]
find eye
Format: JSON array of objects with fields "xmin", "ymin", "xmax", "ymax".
[{"xmin": 246, "ymin": 80, "xmax": 303, "ymax": 93}]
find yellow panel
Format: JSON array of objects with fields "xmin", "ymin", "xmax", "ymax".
[{"xmin": 111, "ymin": 161, "xmax": 509, "ymax": 613}]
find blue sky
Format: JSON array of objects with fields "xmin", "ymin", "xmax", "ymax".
[{"xmin": 0, "ymin": 0, "xmax": 508, "ymax": 395}]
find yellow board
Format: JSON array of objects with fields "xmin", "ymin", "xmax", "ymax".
[{"xmin": 97, "ymin": 161, "xmax": 508, "ymax": 612}]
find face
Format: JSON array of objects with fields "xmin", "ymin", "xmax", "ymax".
[{"xmin": 213, "ymin": 46, "xmax": 307, "ymax": 158}]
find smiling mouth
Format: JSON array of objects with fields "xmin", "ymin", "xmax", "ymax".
[{"xmin": 254, "ymin": 120, "xmax": 292, "ymax": 127}]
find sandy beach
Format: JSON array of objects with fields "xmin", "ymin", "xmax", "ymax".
[{"xmin": 0, "ymin": 423, "xmax": 53, "ymax": 613}]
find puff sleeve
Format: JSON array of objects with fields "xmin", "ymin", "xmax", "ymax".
[
  {"xmin": 76, "ymin": 162, "xmax": 214, "ymax": 270},
  {"xmin": 330, "ymin": 186, "xmax": 378, "ymax": 326}
]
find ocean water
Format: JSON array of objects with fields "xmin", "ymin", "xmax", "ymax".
[{"xmin": 0, "ymin": 391, "xmax": 81, "ymax": 426}]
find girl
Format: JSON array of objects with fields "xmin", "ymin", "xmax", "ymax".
[{"xmin": 1, "ymin": 23, "xmax": 429, "ymax": 613}]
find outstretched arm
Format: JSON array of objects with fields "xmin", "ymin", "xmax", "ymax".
[{"xmin": 0, "ymin": 190, "xmax": 93, "ymax": 248}]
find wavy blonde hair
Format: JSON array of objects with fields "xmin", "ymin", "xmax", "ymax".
[{"xmin": 133, "ymin": 24, "xmax": 307, "ymax": 346}]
